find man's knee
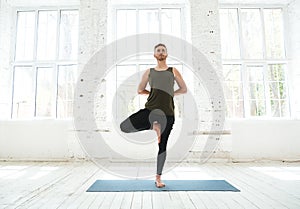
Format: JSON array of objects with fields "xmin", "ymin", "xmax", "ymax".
[{"xmin": 120, "ymin": 121, "xmax": 130, "ymax": 133}]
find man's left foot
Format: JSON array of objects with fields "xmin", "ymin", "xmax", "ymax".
[
  {"xmin": 155, "ymin": 181, "xmax": 165, "ymax": 188},
  {"xmin": 155, "ymin": 174, "xmax": 165, "ymax": 188}
]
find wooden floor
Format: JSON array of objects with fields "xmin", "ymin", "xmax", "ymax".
[{"xmin": 0, "ymin": 161, "xmax": 300, "ymax": 209}]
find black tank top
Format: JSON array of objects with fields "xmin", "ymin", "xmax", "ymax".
[{"xmin": 145, "ymin": 67, "xmax": 175, "ymax": 116}]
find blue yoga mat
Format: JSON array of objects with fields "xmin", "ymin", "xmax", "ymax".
[{"xmin": 87, "ymin": 180, "xmax": 240, "ymax": 192}]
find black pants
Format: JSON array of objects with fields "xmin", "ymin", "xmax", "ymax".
[{"xmin": 120, "ymin": 108, "xmax": 175, "ymax": 175}]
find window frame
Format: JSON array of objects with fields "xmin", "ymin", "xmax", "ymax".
[
  {"xmin": 11, "ymin": 7, "xmax": 79, "ymax": 119},
  {"xmin": 220, "ymin": 4, "xmax": 291, "ymax": 118},
  {"xmin": 109, "ymin": 4, "xmax": 188, "ymax": 43},
  {"xmin": 106, "ymin": 4, "xmax": 189, "ymax": 120}
]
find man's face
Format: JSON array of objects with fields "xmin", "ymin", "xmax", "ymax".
[{"xmin": 154, "ymin": 46, "xmax": 168, "ymax": 61}]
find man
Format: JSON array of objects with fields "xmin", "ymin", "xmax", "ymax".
[{"xmin": 120, "ymin": 43, "xmax": 187, "ymax": 188}]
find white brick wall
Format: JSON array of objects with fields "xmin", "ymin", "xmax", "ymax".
[
  {"xmin": 189, "ymin": 0, "xmax": 222, "ymax": 73},
  {"xmin": 78, "ymin": 0, "xmax": 108, "ymax": 124},
  {"xmin": 78, "ymin": 0, "xmax": 107, "ymax": 72},
  {"xmin": 0, "ymin": 0, "xmax": 299, "ymax": 161},
  {"xmin": 188, "ymin": 0, "xmax": 229, "ymax": 160}
]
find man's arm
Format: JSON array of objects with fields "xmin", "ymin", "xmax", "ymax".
[
  {"xmin": 137, "ymin": 69, "xmax": 150, "ymax": 95},
  {"xmin": 173, "ymin": 67, "xmax": 187, "ymax": 96}
]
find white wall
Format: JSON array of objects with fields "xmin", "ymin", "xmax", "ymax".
[
  {"xmin": 0, "ymin": 120, "xmax": 85, "ymax": 160},
  {"xmin": 0, "ymin": 0, "xmax": 299, "ymax": 162},
  {"xmin": 231, "ymin": 120, "xmax": 300, "ymax": 161},
  {"xmin": 1, "ymin": 120, "xmax": 300, "ymax": 161}
]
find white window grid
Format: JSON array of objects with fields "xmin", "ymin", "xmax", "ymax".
[
  {"xmin": 220, "ymin": 5, "xmax": 290, "ymax": 118},
  {"xmin": 109, "ymin": 5, "xmax": 188, "ymax": 120},
  {"xmin": 110, "ymin": 4, "xmax": 187, "ymax": 42},
  {"xmin": 11, "ymin": 8, "xmax": 79, "ymax": 119}
]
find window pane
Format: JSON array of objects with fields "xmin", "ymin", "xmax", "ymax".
[
  {"xmin": 36, "ymin": 67, "xmax": 56, "ymax": 117},
  {"xmin": 161, "ymin": 9, "xmax": 181, "ymax": 38},
  {"xmin": 268, "ymin": 64, "xmax": 285, "ymax": 81},
  {"xmin": 12, "ymin": 66, "xmax": 35, "ymax": 118},
  {"xmin": 280, "ymin": 100, "xmax": 289, "ymax": 117},
  {"xmin": 264, "ymin": 9, "xmax": 285, "ymax": 58},
  {"xmin": 250, "ymin": 100, "xmax": 266, "ymax": 116},
  {"xmin": 268, "ymin": 64, "xmax": 287, "ymax": 99},
  {"xmin": 59, "ymin": 10, "xmax": 79, "ymax": 60},
  {"xmin": 246, "ymin": 66, "xmax": 266, "ymax": 116},
  {"xmin": 37, "ymin": 11, "xmax": 57, "ymax": 60},
  {"xmin": 240, "ymin": 9, "xmax": 264, "ymax": 59},
  {"xmin": 270, "ymin": 99, "xmax": 289, "ymax": 117},
  {"xmin": 15, "ymin": 12, "xmax": 35, "ymax": 61},
  {"xmin": 219, "ymin": 9, "xmax": 240, "ymax": 59},
  {"xmin": 246, "ymin": 65, "xmax": 264, "ymax": 82},
  {"xmin": 138, "ymin": 9, "xmax": 159, "ymax": 33},
  {"xmin": 57, "ymin": 65, "xmax": 77, "ymax": 118},
  {"xmin": 270, "ymin": 100, "xmax": 280, "ymax": 117},
  {"xmin": 278, "ymin": 82, "xmax": 287, "ymax": 99},
  {"xmin": 117, "ymin": 10, "xmax": 136, "ymax": 39},
  {"xmin": 223, "ymin": 65, "xmax": 242, "ymax": 81},
  {"xmin": 267, "ymin": 64, "xmax": 289, "ymax": 117},
  {"xmin": 116, "ymin": 65, "xmax": 138, "ymax": 118},
  {"xmin": 226, "ymin": 100, "xmax": 244, "ymax": 118},
  {"xmin": 138, "ymin": 64, "xmax": 152, "ymax": 107},
  {"xmin": 249, "ymin": 83, "xmax": 265, "ymax": 100},
  {"xmin": 223, "ymin": 65, "xmax": 244, "ymax": 117},
  {"xmin": 224, "ymin": 75, "xmax": 244, "ymax": 116},
  {"xmin": 269, "ymin": 82, "xmax": 279, "ymax": 99},
  {"xmin": 269, "ymin": 82, "xmax": 287, "ymax": 99},
  {"xmin": 232, "ymin": 82, "xmax": 243, "ymax": 100}
]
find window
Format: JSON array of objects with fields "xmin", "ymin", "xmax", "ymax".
[
  {"xmin": 107, "ymin": 6, "xmax": 188, "ymax": 120},
  {"xmin": 223, "ymin": 64, "xmax": 244, "ymax": 117},
  {"xmin": 220, "ymin": 7, "xmax": 289, "ymax": 118},
  {"xmin": 108, "ymin": 63, "xmax": 183, "ymax": 120},
  {"xmin": 246, "ymin": 65, "xmax": 266, "ymax": 116},
  {"xmin": 267, "ymin": 64, "xmax": 289, "ymax": 117},
  {"xmin": 116, "ymin": 8, "xmax": 182, "ymax": 39},
  {"xmin": 12, "ymin": 9, "xmax": 78, "ymax": 119}
]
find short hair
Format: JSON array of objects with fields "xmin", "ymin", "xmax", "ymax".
[{"xmin": 154, "ymin": 43, "xmax": 167, "ymax": 53}]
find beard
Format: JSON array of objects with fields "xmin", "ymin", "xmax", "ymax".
[{"xmin": 155, "ymin": 54, "xmax": 167, "ymax": 61}]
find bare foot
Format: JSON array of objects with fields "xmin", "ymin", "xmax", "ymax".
[
  {"xmin": 155, "ymin": 181, "xmax": 165, "ymax": 188},
  {"xmin": 153, "ymin": 122, "xmax": 161, "ymax": 143},
  {"xmin": 155, "ymin": 174, "xmax": 165, "ymax": 188}
]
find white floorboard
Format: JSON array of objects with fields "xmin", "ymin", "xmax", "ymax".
[{"xmin": 0, "ymin": 161, "xmax": 300, "ymax": 209}]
